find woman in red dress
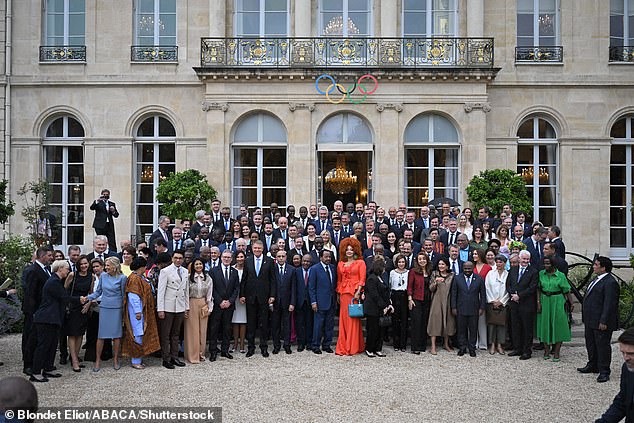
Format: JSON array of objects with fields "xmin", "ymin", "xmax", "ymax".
[{"xmin": 335, "ymin": 237, "xmax": 366, "ymax": 355}]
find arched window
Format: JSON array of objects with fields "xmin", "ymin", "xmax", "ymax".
[
  {"xmin": 404, "ymin": 113, "xmax": 459, "ymax": 208},
  {"xmin": 516, "ymin": 115, "xmax": 559, "ymax": 226},
  {"xmin": 134, "ymin": 115, "xmax": 176, "ymax": 239},
  {"xmin": 232, "ymin": 113, "xmax": 287, "ymax": 216},
  {"xmin": 317, "ymin": 113, "xmax": 372, "ymax": 144},
  {"xmin": 610, "ymin": 115, "xmax": 634, "ymax": 256},
  {"xmin": 43, "ymin": 116, "xmax": 85, "ymax": 249}
]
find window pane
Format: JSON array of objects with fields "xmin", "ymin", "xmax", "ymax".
[
  {"xmin": 405, "ymin": 0, "xmax": 424, "ymax": 10},
  {"xmin": 159, "ymin": 0, "xmax": 176, "ymax": 13},
  {"xmin": 318, "ymin": 114, "xmax": 344, "ymax": 143},
  {"xmin": 67, "ymin": 205, "xmax": 83, "ymax": 224},
  {"xmin": 611, "ymin": 207, "xmax": 627, "ymax": 226},
  {"xmin": 611, "ymin": 187, "xmax": 626, "ymax": 206},
  {"xmin": 436, "ymin": 188, "xmax": 458, "ymax": 201},
  {"xmin": 433, "ymin": 116, "xmax": 458, "ymax": 142},
  {"xmin": 68, "ymin": 164, "xmax": 83, "ymax": 182},
  {"xmin": 46, "ymin": 165, "xmax": 63, "ymax": 183},
  {"xmin": 136, "ymin": 205, "xmax": 154, "ymax": 225},
  {"xmin": 538, "ymin": 187, "xmax": 557, "ymax": 206},
  {"xmin": 158, "ymin": 117, "xmax": 175, "ymax": 137},
  {"xmin": 322, "ymin": 12, "xmax": 343, "ymax": 35},
  {"xmin": 611, "ymin": 118, "xmax": 627, "ymax": 138},
  {"xmin": 517, "ymin": 119, "xmax": 534, "ymax": 138},
  {"xmin": 263, "ymin": 168, "xmax": 286, "ymax": 186},
  {"xmin": 434, "ymin": 169, "xmax": 459, "ymax": 188},
  {"xmin": 160, "ymin": 14, "xmax": 177, "ymax": 38},
  {"xmin": 517, "ymin": 14, "xmax": 534, "ymax": 40},
  {"xmin": 404, "ymin": 12, "xmax": 426, "ymax": 36},
  {"xmin": 348, "ymin": 12, "xmax": 369, "ymax": 35},
  {"xmin": 611, "ymin": 166, "xmax": 627, "ymax": 185},
  {"xmin": 238, "ymin": 12, "xmax": 260, "ymax": 36},
  {"xmin": 539, "ymin": 208, "xmax": 556, "ymax": 226},
  {"xmin": 234, "ymin": 188, "xmax": 257, "ymax": 208},
  {"xmin": 407, "ymin": 189, "xmax": 428, "ymax": 207},
  {"xmin": 266, "ymin": 0, "xmax": 287, "ymax": 11},
  {"xmin": 137, "ymin": 184, "xmax": 155, "ymax": 203},
  {"xmin": 407, "ymin": 169, "xmax": 429, "ymax": 187},
  {"xmin": 611, "ymin": 15, "xmax": 624, "ymax": 39},
  {"xmin": 45, "ymin": 146, "xmax": 63, "ymax": 162},
  {"xmin": 67, "ymin": 226, "xmax": 83, "ymax": 245},
  {"xmin": 347, "ymin": 115, "xmax": 372, "ymax": 143},
  {"xmin": 46, "ymin": 118, "xmax": 64, "ymax": 137},
  {"xmin": 405, "ymin": 115, "xmax": 430, "ymax": 143},
  {"xmin": 235, "ymin": 115, "xmax": 260, "ymax": 143},
  {"xmin": 434, "ymin": 149, "xmax": 458, "ymax": 167},
  {"xmin": 538, "ymin": 119, "xmax": 557, "ymax": 138},
  {"xmin": 539, "ymin": 0, "xmax": 556, "ymax": 13},
  {"xmin": 138, "ymin": 164, "xmax": 154, "ymax": 183},
  {"xmin": 48, "ymin": 0, "xmax": 65, "ymax": 13},
  {"xmin": 262, "ymin": 188, "xmax": 286, "ymax": 205},
  {"xmin": 406, "ymin": 149, "xmax": 429, "ymax": 167},
  {"xmin": 138, "ymin": 144, "xmax": 154, "ymax": 163},
  {"xmin": 611, "ymin": 145, "xmax": 627, "ymax": 164},
  {"xmin": 610, "ymin": 228, "xmax": 627, "ymax": 248},
  {"xmin": 158, "ymin": 144, "xmax": 175, "ymax": 162},
  {"xmin": 518, "ymin": 145, "xmax": 534, "ymax": 164},
  {"xmin": 263, "ymin": 149, "xmax": 286, "ymax": 166},
  {"xmin": 611, "ymin": 0, "xmax": 625, "ymax": 14},
  {"xmin": 50, "ymin": 184, "xmax": 63, "ymax": 203},
  {"xmin": 67, "ymin": 118, "xmax": 84, "ymax": 137},
  {"xmin": 235, "ymin": 148, "xmax": 257, "ymax": 166},
  {"xmin": 264, "ymin": 12, "xmax": 287, "ymax": 35},
  {"xmin": 137, "ymin": 118, "xmax": 155, "ymax": 137},
  {"xmin": 322, "ymin": 0, "xmax": 343, "ymax": 11},
  {"xmin": 261, "ymin": 115, "xmax": 287, "ymax": 142},
  {"xmin": 67, "ymin": 184, "xmax": 83, "ymax": 204},
  {"xmin": 432, "ymin": 11, "xmax": 454, "ymax": 35},
  {"xmin": 538, "ymin": 144, "xmax": 557, "ymax": 163},
  {"xmin": 234, "ymin": 168, "xmax": 257, "ymax": 187},
  {"xmin": 349, "ymin": 0, "xmax": 369, "ymax": 11},
  {"xmin": 158, "ymin": 164, "xmax": 175, "ymax": 181}
]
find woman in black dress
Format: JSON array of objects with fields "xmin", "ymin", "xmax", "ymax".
[
  {"xmin": 364, "ymin": 256, "xmax": 393, "ymax": 358},
  {"xmin": 63, "ymin": 255, "xmax": 95, "ymax": 372}
]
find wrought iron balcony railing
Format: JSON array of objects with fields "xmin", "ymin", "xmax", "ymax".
[
  {"xmin": 609, "ymin": 46, "xmax": 634, "ymax": 63},
  {"xmin": 131, "ymin": 45, "xmax": 178, "ymax": 62},
  {"xmin": 39, "ymin": 45, "xmax": 86, "ymax": 62},
  {"xmin": 515, "ymin": 46, "xmax": 563, "ymax": 63},
  {"xmin": 200, "ymin": 37, "xmax": 494, "ymax": 69}
]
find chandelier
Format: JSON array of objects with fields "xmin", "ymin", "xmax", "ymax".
[
  {"xmin": 519, "ymin": 167, "xmax": 549, "ymax": 184},
  {"xmin": 325, "ymin": 154, "xmax": 357, "ymax": 195},
  {"xmin": 324, "ymin": 15, "xmax": 361, "ymax": 36},
  {"xmin": 138, "ymin": 15, "xmax": 165, "ymax": 33},
  {"xmin": 141, "ymin": 166, "xmax": 166, "ymax": 183}
]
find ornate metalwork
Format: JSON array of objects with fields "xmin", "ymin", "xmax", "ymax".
[
  {"xmin": 515, "ymin": 46, "xmax": 563, "ymax": 63},
  {"xmin": 609, "ymin": 46, "xmax": 634, "ymax": 63},
  {"xmin": 131, "ymin": 46, "xmax": 178, "ymax": 62},
  {"xmin": 39, "ymin": 45, "xmax": 86, "ymax": 62},
  {"xmin": 200, "ymin": 37, "xmax": 494, "ymax": 68}
]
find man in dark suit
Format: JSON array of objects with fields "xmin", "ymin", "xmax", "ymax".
[
  {"xmin": 548, "ymin": 225, "xmax": 566, "ymax": 259},
  {"xmin": 349, "ymin": 203, "xmax": 365, "ymax": 225},
  {"xmin": 293, "ymin": 254, "xmax": 314, "ymax": 352},
  {"xmin": 447, "ymin": 245, "xmax": 464, "ymax": 276},
  {"xmin": 523, "ymin": 226, "xmax": 548, "ymax": 269},
  {"xmin": 543, "ymin": 242, "xmax": 568, "ymax": 275},
  {"xmin": 451, "ymin": 261, "xmax": 486, "ymax": 357},
  {"xmin": 288, "ymin": 236, "xmax": 308, "ymax": 264},
  {"xmin": 506, "ymin": 250, "xmax": 539, "ymax": 360},
  {"xmin": 89, "ymin": 189, "xmax": 119, "ymax": 252},
  {"xmin": 212, "ymin": 207, "xmax": 235, "ymax": 239},
  {"xmin": 314, "ymin": 206, "xmax": 332, "ymax": 234},
  {"xmin": 309, "ymin": 237, "xmax": 325, "ymax": 265},
  {"xmin": 261, "ymin": 222, "xmax": 276, "ymax": 254},
  {"xmin": 415, "ymin": 205, "xmax": 431, "ymax": 230},
  {"xmin": 148, "ymin": 216, "xmax": 172, "ymax": 256},
  {"xmin": 456, "ymin": 234, "xmax": 474, "ymax": 263},
  {"xmin": 421, "ymin": 239, "xmax": 442, "ymax": 267},
  {"xmin": 270, "ymin": 250, "xmax": 296, "ymax": 354},
  {"xmin": 208, "ymin": 250, "xmax": 240, "ymax": 361},
  {"xmin": 21, "ymin": 247, "xmax": 53, "ymax": 375},
  {"xmin": 595, "ymin": 328, "xmax": 634, "ymax": 422},
  {"xmin": 193, "ymin": 227, "xmax": 216, "ymax": 257},
  {"xmin": 167, "ymin": 227, "xmax": 185, "ymax": 255},
  {"xmin": 189, "ymin": 210, "xmax": 207, "ymax": 240},
  {"xmin": 308, "ymin": 250, "xmax": 337, "ymax": 354},
  {"xmin": 578, "ymin": 256, "xmax": 620, "ymax": 383},
  {"xmin": 403, "ymin": 211, "xmax": 422, "ymax": 242},
  {"xmin": 440, "ymin": 218, "xmax": 461, "ymax": 250},
  {"xmin": 364, "ymin": 243, "xmax": 393, "ymax": 283},
  {"xmin": 218, "ymin": 232, "xmax": 237, "ymax": 254},
  {"xmin": 85, "ymin": 235, "xmax": 116, "ymax": 262},
  {"xmin": 329, "ymin": 217, "xmax": 348, "ymax": 250},
  {"xmin": 239, "ymin": 240, "xmax": 276, "ymax": 357}
]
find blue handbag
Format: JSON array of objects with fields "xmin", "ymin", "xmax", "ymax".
[{"xmin": 348, "ymin": 298, "xmax": 364, "ymax": 318}]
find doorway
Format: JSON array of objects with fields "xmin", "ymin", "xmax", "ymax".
[{"xmin": 318, "ymin": 151, "xmax": 372, "ymax": 208}]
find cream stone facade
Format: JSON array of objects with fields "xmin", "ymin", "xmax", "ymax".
[{"xmin": 4, "ymin": 0, "xmax": 634, "ymax": 261}]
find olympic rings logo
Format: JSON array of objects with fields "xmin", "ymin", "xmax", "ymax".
[{"xmin": 315, "ymin": 74, "xmax": 378, "ymax": 104}]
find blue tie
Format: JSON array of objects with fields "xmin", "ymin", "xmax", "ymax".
[
  {"xmin": 255, "ymin": 257, "xmax": 261, "ymax": 276},
  {"xmin": 466, "ymin": 276, "xmax": 471, "ymax": 289}
]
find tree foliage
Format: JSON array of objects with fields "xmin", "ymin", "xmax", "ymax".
[
  {"xmin": 0, "ymin": 179, "xmax": 15, "ymax": 225},
  {"xmin": 17, "ymin": 180, "xmax": 52, "ymax": 246},
  {"xmin": 156, "ymin": 169, "xmax": 217, "ymax": 221},
  {"xmin": 466, "ymin": 169, "xmax": 533, "ymax": 217}
]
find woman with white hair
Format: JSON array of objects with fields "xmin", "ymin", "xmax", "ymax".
[{"xmin": 83, "ymin": 256, "xmax": 127, "ymax": 372}]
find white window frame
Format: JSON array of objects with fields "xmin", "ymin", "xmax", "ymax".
[
  {"xmin": 517, "ymin": 116, "xmax": 560, "ymax": 226},
  {"xmin": 611, "ymin": 0, "xmax": 633, "ymax": 47},
  {"xmin": 319, "ymin": 0, "xmax": 373, "ymax": 37},
  {"xmin": 517, "ymin": 0, "xmax": 560, "ymax": 46},
  {"xmin": 43, "ymin": 116, "xmax": 84, "ymax": 251},
  {"xmin": 234, "ymin": 0, "xmax": 290, "ymax": 37},
  {"xmin": 610, "ymin": 116, "xmax": 634, "ymax": 258},
  {"xmin": 133, "ymin": 116, "xmax": 176, "ymax": 240},
  {"xmin": 134, "ymin": 0, "xmax": 177, "ymax": 46},
  {"xmin": 43, "ymin": 0, "xmax": 85, "ymax": 45},
  {"xmin": 402, "ymin": 0, "xmax": 459, "ymax": 37}
]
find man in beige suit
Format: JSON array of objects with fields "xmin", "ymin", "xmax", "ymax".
[{"xmin": 157, "ymin": 249, "xmax": 189, "ymax": 369}]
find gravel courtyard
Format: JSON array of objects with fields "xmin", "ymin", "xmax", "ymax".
[{"xmin": 0, "ymin": 334, "xmax": 622, "ymax": 422}]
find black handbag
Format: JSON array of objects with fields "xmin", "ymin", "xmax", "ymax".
[{"xmin": 65, "ymin": 274, "xmax": 76, "ymax": 319}]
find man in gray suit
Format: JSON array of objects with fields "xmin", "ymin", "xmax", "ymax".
[{"xmin": 451, "ymin": 261, "xmax": 486, "ymax": 357}]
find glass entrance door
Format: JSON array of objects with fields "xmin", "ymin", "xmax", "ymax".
[{"xmin": 318, "ymin": 151, "xmax": 372, "ymax": 208}]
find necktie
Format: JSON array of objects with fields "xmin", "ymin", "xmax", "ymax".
[
  {"xmin": 452, "ymin": 261, "xmax": 457, "ymax": 274},
  {"xmin": 45, "ymin": 265, "xmax": 51, "ymax": 276},
  {"xmin": 255, "ymin": 258, "xmax": 261, "ymax": 276},
  {"xmin": 282, "ymin": 230, "xmax": 286, "ymax": 240},
  {"xmin": 367, "ymin": 236, "xmax": 373, "ymax": 248},
  {"xmin": 289, "ymin": 239, "xmax": 295, "ymax": 249},
  {"xmin": 587, "ymin": 276, "xmax": 600, "ymax": 294},
  {"xmin": 177, "ymin": 266, "xmax": 182, "ymax": 279},
  {"xmin": 519, "ymin": 267, "xmax": 525, "ymax": 280},
  {"xmin": 466, "ymin": 276, "xmax": 471, "ymax": 289},
  {"xmin": 304, "ymin": 270, "xmax": 309, "ymax": 286},
  {"xmin": 449, "ymin": 233, "xmax": 454, "ymax": 245},
  {"xmin": 174, "ymin": 241, "xmax": 178, "ymax": 251},
  {"xmin": 534, "ymin": 240, "xmax": 540, "ymax": 258},
  {"xmin": 225, "ymin": 266, "xmax": 229, "ymax": 284},
  {"xmin": 162, "ymin": 230, "xmax": 168, "ymax": 242},
  {"xmin": 225, "ymin": 220, "xmax": 229, "ymax": 231},
  {"xmin": 325, "ymin": 265, "xmax": 332, "ymax": 285},
  {"xmin": 279, "ymin": 265, "xmax": 284, "ymax": 278},
  {"xmin": 98, "ymin": 254, "xmax": 103, "ymax": 261},
  {"xmin": 267, "ymin": 236, "xmax": 271, "ymax": 249},
  {"xmin": 226, "ymin": 243, "xmax": 231, "ymax": 251}
]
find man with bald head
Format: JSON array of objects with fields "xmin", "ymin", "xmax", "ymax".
[
  {"xmin": 451, "ymin": 261, "xmax": 486, "ymax": 357},
  {"xmin": 273, "ymin": 216, "xmax": 289, "ymax": 243}
]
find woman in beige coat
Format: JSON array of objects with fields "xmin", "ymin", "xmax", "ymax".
[{"xmin": 427, "ymin": 257, "xmax": 456, "ymax": 355}]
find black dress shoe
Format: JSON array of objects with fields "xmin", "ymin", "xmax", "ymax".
[
  {"xmin": 59, "ymin": 357, "xmax": 68, "ymax": 365},
  {"xmin": 597, "ymin": 374, "xmax": 610, "ymax": 383},
  {"xmin": 170, "ymin": 358, "xmax": 186, "ymax": 367},
  {"xmin": 0, "ymin": 361, "xmax": 3, "ymax": 366},
  {"xmin": 45, "ymin": 366, "xmax": 57, "ymax": 372},
  {"xmin": 457, "ymin": 349, "xmax": 466, "ymax": 356},
  {"xmin": 261, "ymin": 349, "xmax": 270, "ymax": 357},
  {"xmin": 297, "ymin": 345, "xmax": 305, "ymax": 352},
  {"xmin": 313, "ymin": 349, "xmax": 322, "ymax": 354},
  {"xmin": 43, "ymin": 372, "xmax": 62, "ymax": 378},
  {"xmin": 29, "ymin": 375, "xmax": 48, "ymax": 383},
  {"xmin": 577, "ymin": 365, "xmax": 599, "ymax": 374},
  {"xmin": 272, "ymin": 347, "xmax": 280, "ymax": 355},
  {"xmin": 221, "ymin": 352, "xmax": 233, "ymax": 359},
  {"xmin": 162, "ymin": 360, "xmax": 175, "ymax": 369},
  {"xmin": 507, "ymin": 351, "xmax": 522, "ymax": 357},
  {"xmin": 532, "ymin": 343, "xmax": 545, "ymax": 351},
  {"xmin": 469, "ymin": 350, "xmax": 477, "ymax": 357},
  {"xmin": 209, "ymin": 353, "xmax": 217, "ymax": 362},
  {"xmin": 23, "ymin": 368, "xmax": 33, "ymax": 376},
  {"xmin": 412, "ymin": 351, "xmax": 421, "ymax": 355},
  {"xmin": 284, "ymin": 346, "xmax": 292, "ymax": 355},
  {"xmin": 322, "ymin": 347, "xmax": 334, "ymax": 354},
  {"xmin": 246, "ymin": 350, "xmax": 255, "ymax": 357},
  {"xmin": 519, "ymin": 354, "xmax": 532, "ymax": 360}
]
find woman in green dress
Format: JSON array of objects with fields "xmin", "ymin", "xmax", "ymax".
[{"xmin": 536, "ymin": 256, "xmax": 574, "ymax": 362}]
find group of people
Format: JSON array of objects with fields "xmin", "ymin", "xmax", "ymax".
[{"xmin": 12, "ymin": 195, "xmax": 621, "ymax": 386}]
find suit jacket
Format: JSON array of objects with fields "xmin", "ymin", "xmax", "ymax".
[
  {"xmin": 364, "ymin": 254, "xmax": 394, "ymax": 276},
  {"xmin": 157, "ymin": 264, "xmax": 189, "ymax": 313},
  {"xmin": 450, "ymin": 273, "xmax": 486, "ymax": 316},
  {"xmin": 582, "ymin": 273, "xmax": 620, "ymax": 331},
  {"xmin": 209, "ymin": 265, "xmax": 240, "ymax": 308},
  {"xmin": 149, "ymin": 228, "xmax": 171, "ymax": 254},
  {"xmin": 240, "ymin": 254, "xmax": 276, "ymax": 305},
  {"xmin": 329, "ymin": 229, "xmax": 349, "ymax": 249},
  {"xmin": 314, "ymin": 219, "xmax": 332, "ymax": 235},
  {"xmin": 596, "ymin": 363, "xmax": 634, "ymax": 423},
  {"xmin": 213, "ymin": 218, "xmax": 235, "ymax": 235},
  {"xmin": 308, "ymin": 262, "xmax": 337, "ymax": 311},
  {"xmin": 441, "ymin": 230, "xmax": 462, "ymax": 249},
  {"xmin": 288, "ymin": 247, "xmax": 309, "ymax": 264},
  {"xmin": 447, "ymin": 258, "xmax": 465, "ymax": 275},
  {"xmin": 189, "ymin": 221, "xmax": 205, "ymax": 239},
  {"xmin": 523, "ymin": 237, "xmax": 544, "ymax": 269},
  {"xmin": 168, "ymin": 239, "xmax": 185, "ymax": 255},
  {"xmin": 86, "ymin": 251, "xmax": 116, "ymax": 262},
  {"xmin": 506, "ymin": 265, "xmax": 539, "ymax": 312},
  {"xmin": 415, "ymin": 216, "xmax": 431, "ymax": 230},
  {"xmin": 218, "ymin": 241, "xmax": 237, "ymax": 254},
  {"xmin": 273, "ymin": 264, "xmax": 296, "ymax": 309},
  {"xmin": 90, "ymin": 199, "xmax": 119, "ymax": 230},
  {"xmin": 194, "ymin": 239, "xmax": 217, "ymax": 256},
  {"xmin": 32, "ymin": 273, "xmax": 81, "ymax": 327},
  {"xmin": 261, "ymin": 233, "xmax": 276, "ymax": 253},
  {"xmin": 294, "ymin": 266, "xmax": 312, "ymax": 307},
  {"xmin": 272, "ymin": 228, "xmax": 290, "ymax": 244},
  {"xmin": 364, "ymin": 274, "xmax": 390, "ymax": 317},
  {"xmin": 22, "ymin": 262, "xmax": 51, "ymax": 314},
  {"xmin": 552, "ymin": 238, "xmax": 566, "ymax": 259}
]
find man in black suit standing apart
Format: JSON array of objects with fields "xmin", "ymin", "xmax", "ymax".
[
  {"xmin": 239, "ymin": 240, "xmax": 276, "ymax": 357},
  {"xmin": 451, "ymin": 261, "xmax": 486, "ymax": 357},
  {"xmin": 293, "ymin": 254, "xmax": 314, "ymax": 352},
  {"xmin": 90, "ymin": 189, "xmax": 119, "ymax": 252},
  {"xmin": 595, "ymin": 328, "xmax": 634, "ymax": 422},
  {"xmin": 208, "ymin": 250, "xmax": 240, "ymax": 361},
  {"xmin": 270, "ymin": 250, "xmax": 295, "ymax": 354},
  {"xmin": 308, "ymin": 250, "xmax": 337, "ymax": 354},
  {"xmin": 578, "ymin": 256, "xmax": 620, "ymax": 383},
  {"xmin": 506, "ymin": 250, "xmax": 539, "ymax": 360}
]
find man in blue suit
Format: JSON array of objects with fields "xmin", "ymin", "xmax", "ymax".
[
  {"xmin": 451, "ymin": 261, "xmax": 486, "ymax": 357},
  {"xmin": 293, "ymin": 254, "xmax": 314, "ymax": 352},
  {"xmin": 308, "ymin": 250, "xmax": 337, "ymax": 354},
  {"xmin": 271, "ymin": 250, "xmax": 296, "ymax": 354}
]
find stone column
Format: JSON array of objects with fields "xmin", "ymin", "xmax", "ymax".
[
  {"xmin": 375, "ymin": 104, "xmax": 403, "ymax": 205},
  {"xmin": 209, "ymin": 0, "xmax": 226, "ymax": 37},
  {"xmin": 461, "ymin": 103, "xmax": 490, "ymax": 203},
  {"xmin": 287, "ymin": 103, "xmax": 315, "ymax": 206},
  {"xmin": 202, "ymin": 101, "xmax": 230, "ymax": 200},
  {"xmin": 467, "ymin": 0, "xmax": 484, "ymax": 37},
  {"xmin": 380, "ymin": 1, "xmax": 397, "ymax": 37},
  {"xmin": 294, "ymin": 1, "xmax": 311, "ymax": 37}
]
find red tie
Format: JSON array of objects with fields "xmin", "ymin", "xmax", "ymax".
[{"xmin": 304, "ymin": 270, "xmax": 309, "ymax": 286}]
